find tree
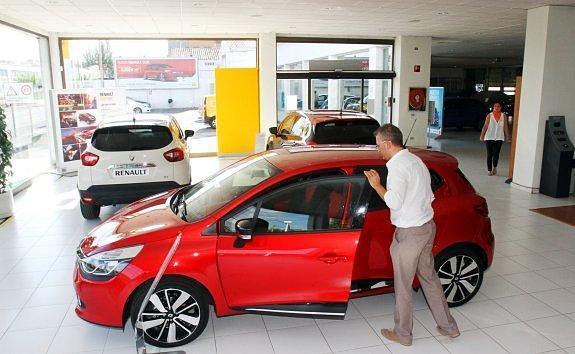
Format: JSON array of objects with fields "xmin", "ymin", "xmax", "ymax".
[
  {"xmin": 0, "ymin": 106, "xmax": 13, "ymax": 194},
  {"xmin": 14, "ymin": 72, "xmax": 41, "ymax": 88},
  {"xmin": 83, "ymin": 41, "xmax": 115, "ymax": 79}
]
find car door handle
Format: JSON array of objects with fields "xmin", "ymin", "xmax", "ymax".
[{"xmin": 318, "ymin": 254, "xmax": 348, "ymax": 264}]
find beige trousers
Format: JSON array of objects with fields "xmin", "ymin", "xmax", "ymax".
[{"xmin": 390, "ymin": 220, "xmax": 458, "ymax": 342}]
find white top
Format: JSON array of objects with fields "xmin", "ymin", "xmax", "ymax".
[
  {"xmin": 484, "ymin": 113, "xmax": 506, "ymax": 141},
  {"xmin": 384, "ymin": 149, "xmax": 435, "ymax": 228}
]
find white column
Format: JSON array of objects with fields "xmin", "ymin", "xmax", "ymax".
[
  {"xmin": 258, "ymin": 32, "xmax": 277, "ymax": 132},
  {"xmin": 392, "ymin": 36, "xmax": 431, "ymax": 147},
  {"xmin": 513, "ymin": 6, "xmax": 575, "ymax": 192},
  {"xmin": 48, "ymin": 33, "xmax": 63, "ymax": 90},
  {"xmin": 327, "ymin": 55, "xmax": 341, "ymax": 110},
  {"xmin": 301, "ymin": 60, "xmax": 309, "ymax": 110},
  {"xmin": 369, "ymin": 46, "xmax": 385, "ymax": 123}
]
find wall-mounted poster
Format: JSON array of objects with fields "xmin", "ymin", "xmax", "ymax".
[
  {"xmin": 428, "ymin": 87, "xmax": 445, "ymax": 137},
  {"xmin": 408, "ymin": 87, "xmax": 427, "ymax": 111},
  {"xmin": 51, "ymin": 89, "xmax": 125, "ymax": 171},
  {"xmin": 115, "ymin": 58, "xmax": 199, "ymax": 89}
]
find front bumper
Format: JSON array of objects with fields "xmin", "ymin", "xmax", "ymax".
[
  {"xmin": 73, "ymin": 264, "xmax": 128, "ymax": 328},
  {"xmin": 79, "ymin": 181, "xmax": 185, "ymax": 206}
]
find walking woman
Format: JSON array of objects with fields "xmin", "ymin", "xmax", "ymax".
[{"xmin": 480, "ymin": 102, "xmax": 510, "ymax": 176}]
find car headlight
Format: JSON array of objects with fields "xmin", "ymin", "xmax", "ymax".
[{"xmin": 77, "ymin": 245, "xmax": 143, "ymax": 280}]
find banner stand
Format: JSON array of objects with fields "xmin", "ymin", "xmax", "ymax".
[{"xmin": 134, "ymin": 233, "xmax": 186, "ymax": 354}]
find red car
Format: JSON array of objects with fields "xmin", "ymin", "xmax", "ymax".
[
  {"xmin": 74, "ymin": 146, "xmax": 494, "ymax": 348},
  {"xmin": 143, "ymin": 63, "xmax": 178, "ymax": 81},
  {"xmin": 267, "ymin": 110, "xmax": 380, "ymax": 150}
]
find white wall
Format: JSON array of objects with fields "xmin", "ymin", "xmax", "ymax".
[
  {"xmin": 513, "ymin": 6, "xmax": 575, "ymax": 192},
  {"xmin": 392, "ymin": 36, "xmax": 432, "ymax": 147},
  {"xmin": 258, "ymin": 32, "xmax": 277, "ymax": 132}
]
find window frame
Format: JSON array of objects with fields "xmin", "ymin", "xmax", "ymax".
[{"xmin": 219, "ymin": 175, "xmax": 370, "ymax": 235}]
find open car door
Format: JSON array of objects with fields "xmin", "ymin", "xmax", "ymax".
[{"xmin": 217, "ymin": 176, "xmax": 369, "ymax": 318}]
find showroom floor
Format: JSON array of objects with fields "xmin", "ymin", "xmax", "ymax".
[{"xmin": 1, "ymin": 132, "xmax": 575, "ymax": 354}]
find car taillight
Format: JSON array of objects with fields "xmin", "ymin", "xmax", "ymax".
[
  {"xmin": 81, "ymin": 152, "xmax": 99, "ymax": 166},
  {"xmin": 164, "ymin": 148, "xmax": 185, "ymax": 162},
  {"xmin": 474, "ymin": 201, "xmax": 489, "ymax": 217}
]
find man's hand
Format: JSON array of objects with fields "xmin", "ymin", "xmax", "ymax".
[
  {"xmin": 364, "ymin": 169, "xmax": 381, "ymax": 189},
  {"xmin": 364, "ymin": 169, "xmax": 387, "ymax": 200}
]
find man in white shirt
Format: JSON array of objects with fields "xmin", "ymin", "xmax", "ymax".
[{"xmin": 364, "ymin": 124, "xmax": 459, "ymax": 346}]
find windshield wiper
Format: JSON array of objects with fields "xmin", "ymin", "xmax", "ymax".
[{"xmin": 178, "ymin": 199, "xmax": 189, "ymax": 222}]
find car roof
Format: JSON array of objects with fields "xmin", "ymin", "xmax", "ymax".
[
  {"xmin": 294, "ymin": 110, "xmax": 377, "ymax": 125},
  {"xmin": 263, "ymin": 145, "xmax": 458, "ymax": 171},
  {"xmin": 97, "ymin": 114, "xmax": 172, "ymax": 128}
]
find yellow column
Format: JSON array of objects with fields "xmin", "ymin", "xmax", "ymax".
[{"xmin": 215, "ymin": 68, "xmax": 260, "ymax": 155}]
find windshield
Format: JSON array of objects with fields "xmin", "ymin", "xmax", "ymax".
[{"xmin": 177, "ymin": 154, "xmax": 281, "ymax": 222}]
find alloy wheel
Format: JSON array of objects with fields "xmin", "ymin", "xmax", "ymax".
[
  {"xmin": 438, "ymin": 255, "xmax": 480, "ymax": 304},
  {"xmin": 136, "ymin": 288, "xmax": 201, "ymax": 345}
]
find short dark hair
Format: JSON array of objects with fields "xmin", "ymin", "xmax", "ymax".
[{"xmin": 373, "ymin": 124, "xmax": 403, "ymax": 146}]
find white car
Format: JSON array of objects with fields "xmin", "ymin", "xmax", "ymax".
[
  {"xmin": 78, "ymin": 114, "xmax": 194, "ymax": 219},
  {"xmin": 127, "ymin": 97, "xmax": 152, "ymax": 114}
]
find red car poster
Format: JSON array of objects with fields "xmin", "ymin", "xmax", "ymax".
[
  {"xmin": 115, "ymin": 58, "xmax": 199, "ymax": 88},
  {"xmin": 409, "ymin": 87, "xmax": 427, "ymax": 111}
]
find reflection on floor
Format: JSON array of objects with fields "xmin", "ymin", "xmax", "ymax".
[{"xmin": 1, "ymin": 131, "xmax": 575, "ymax": 353}]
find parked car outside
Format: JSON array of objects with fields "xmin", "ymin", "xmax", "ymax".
[
  {"xmin": 77, "ymin": 114, "xmax": 194, "ymax": 219},
  {"xmin": 127, "ymin": 97, "xmax": 152, "ymax": 114},
  {"xmin": 202, "ymin": 95, "xmax": 216, "ymax": 129},
  {"xmin": 74, "ymin": 146, "xmax": 494, "ymax": 348},
  {"xmin": 267, "ymin": 110, "xmax": 380, "ymax": 150}
]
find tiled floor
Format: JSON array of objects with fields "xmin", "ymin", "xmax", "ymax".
[{"xmin": 1, "ymin": 131, "xmax": 575, "ymax": 354}]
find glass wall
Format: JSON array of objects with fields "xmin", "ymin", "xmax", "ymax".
[
  {"xmin": 61, "ymin": 39, "xmax": 257, "ymax": 154},
  {"xmin": 0, "ymin": 24, "xmax": 52, "ymax": 188},
  {"xmin": 276, "ymin": 39, "xmax": 394, "ymax": 125},
  {"xmin": 277, "ymin": 42, "xmax": 393, "ymax": 72}
]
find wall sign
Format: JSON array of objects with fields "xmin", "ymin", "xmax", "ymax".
[
  {"xmin": 51, "ymin": 89, "xmax": 126, "ymax": 171},
  {"xmin": 428, "ymin": 87, "xmax": 444, "ymax": 136},
  {"xmin": 408, "ymin": 87, "xmax": 427, "ymax": 111}
]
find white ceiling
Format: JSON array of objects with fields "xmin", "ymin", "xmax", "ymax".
[{"xmin": 1, "ymin": 0, "xmax": 575, "ymax": 64}]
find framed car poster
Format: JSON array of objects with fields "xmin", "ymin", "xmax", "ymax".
[{"xmin": 51, "ymin": 89, "xmax": 126, "ymax": 171}]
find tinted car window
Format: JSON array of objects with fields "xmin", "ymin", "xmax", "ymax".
[
  {"xmin": 256, "ymin": 177, "xmax": 365, "ymax": 233},
  {"xmin": 356, "ymin": 166, "xmax": 388, "ymax": 211},
  {"xmin": 225, "ymin": 177, "xmax": 366, "ymax": 234},
  {"xmin": 314, "ymin": 120, "xmax": 379, "ymax": 144},
  {"xmin": 91, "ymin": 125, "xmax": 173, "ymax": 151},
  {"xmin": 356, "ymin": 166, "xmax": 443, "ymax": 210},
  {"xmin": 429, "ymin": 169, "xmax": 445, "ymax": 191}
]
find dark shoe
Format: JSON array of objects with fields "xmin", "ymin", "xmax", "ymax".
[
  {"xmin": 380, "ymin": 328, "xmax": 412, "ymax": 346},
  {"xmin": 437, "ymin": 326, "xmax": 460, "ymax": 338}
]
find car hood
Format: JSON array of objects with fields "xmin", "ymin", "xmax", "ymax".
[{"xmin": 80, "ymin": 190, "xmax": 186, "ymax": 256}]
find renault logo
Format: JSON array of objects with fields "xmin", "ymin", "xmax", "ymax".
[{"xmin": 129, "ymin": 154, "xmax": 135, "ymax": 161}]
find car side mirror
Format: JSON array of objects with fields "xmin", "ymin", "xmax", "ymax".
[
  {"xmin": 284, "ymin": 134, "xmax": 302, "ymax": 141},
  {"xmin": 235, "ymin": 218, "xmax": 269, "ymax": 240},
  {"xmin": 184, "ymin": 130, "xmax": 194, "ymax": 139},
  {"xmin": 269, "ymin": 127, "xmax": 278, "ymax": 135},
  {"xmin": 235, "ymin": 219, "xmax": 253, "ymax": 240}
]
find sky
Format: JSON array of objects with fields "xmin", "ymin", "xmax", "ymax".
[{"xmin": 0, "ymin": 24, "xmax": 41, "ymax": 64}]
